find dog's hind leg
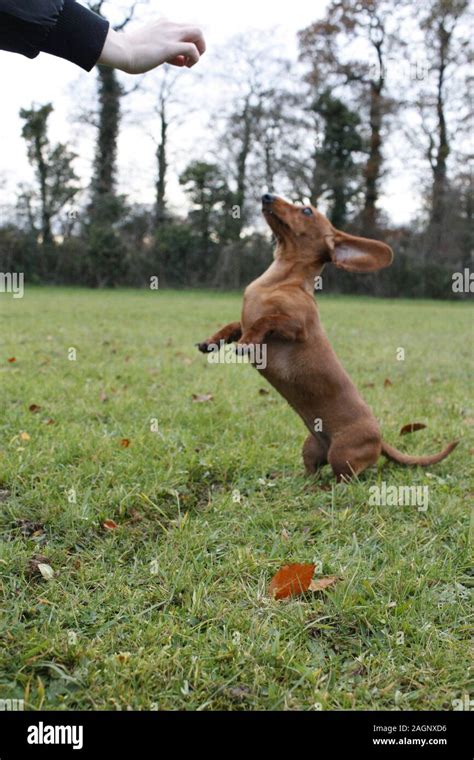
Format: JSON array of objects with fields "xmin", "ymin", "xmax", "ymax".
[
  {"xmin": 328, "ymin": 434, "xmax": 381, "ymax": 483},
  {"xmin": 303, "ymin": 434, "xmax": 328, "ymax": 475}
]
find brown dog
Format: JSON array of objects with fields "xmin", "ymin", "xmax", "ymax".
[{"xmin": 198, "ymin": 194, "xmax": 458, "ymax": 482}]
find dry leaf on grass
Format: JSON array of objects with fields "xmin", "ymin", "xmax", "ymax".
[
  {"xmin": 268, "ymin": 563, "xmax": 315, "ymax": 600},
  {"xmin": 308, "ymin": 576, "xmax": 339, "ymax": 592},
  {"xmin": 17, "ymin": 519, "xmax": 44, "ymax": 537},
  {"xmin": 28, "ymin": 555, "xmax": 51, "ymax": 578},
  {"xmin": 37, "ymin": 563, "xmax": 54, "ymax": 581},
  {"xmin": 384, "ymin": 378, "xmax": 393, "ymax": 388},
  {"xmin": 19, "ymin": 432, "xmax": 31, "ymax": 442},
  {"xmin": 44, "ymin": 418, "xmax": 55, "ymax": 426},
  {"xmin": 103, "ymin": 519, "xmax": 119, "ymax": 531},
  {"xmin": 28, "ymin": 404, "xmax": 42, "ymax": 413},
  {"xmin": 192, "ymin": 393, "xmax": 214, "ymax": 403},
  {"xmin": 400, "ymin": 423, "xmax": 427, "ymax": 436},
  {"xmin": 120, "ymin": 438, "xmax": 130, "ymax": 448},
  {"xmin": 269, "ymin": 564, "xmax": 340, "ymax": 600},
  {"xmin": 7, "ymin": 357, "xmax": 16, "ymax": 363}
]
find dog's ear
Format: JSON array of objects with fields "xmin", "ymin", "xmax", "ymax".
[{"xmin": 327, "ymin": 229, "xmax": 393, "ymax": 273}]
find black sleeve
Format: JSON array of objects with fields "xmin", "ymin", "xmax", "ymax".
[{"xmin": 0, "ymin": 0, "xmax": 110, "ymax": 72}]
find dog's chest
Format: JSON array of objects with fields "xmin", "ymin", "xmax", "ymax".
[
  {"xmin": 241, "ymin": 281, "xmax": 278, "ymax": 330},
  {"xmin": 241, "ymin": 287, "xmax": 263, "ymax": 331}
]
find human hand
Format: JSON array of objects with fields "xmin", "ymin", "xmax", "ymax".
[{"xmin": 98, "ymin": 19, "xmax": 206, "ymax": 74}]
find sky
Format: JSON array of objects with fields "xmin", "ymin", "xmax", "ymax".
[{"xmin": 0, "ymin": 0, "xmax": 420, "ymax": 225}]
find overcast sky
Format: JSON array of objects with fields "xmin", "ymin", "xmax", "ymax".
[{"xmin": 0, "ymin": 0, "xmax": 420, "ymax": 225}]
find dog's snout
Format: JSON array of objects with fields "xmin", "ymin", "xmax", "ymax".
[{"xmin": 262, "ymin": 193, "xmax": 275, "ymax": 205}]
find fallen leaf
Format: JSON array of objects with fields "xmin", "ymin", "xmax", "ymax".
[
  {"xmin": 16, "ymin": 519, "xmax": 44, "ymax": 537},
  {"xmin": 309, "ymin": 576, "xmax": 339, "ymax": 592},
  {"xmin": 28, "ymin": 404, "xmax": 42, "ymax": 413},
  {"xmin": 120, "ymin": 438, "xmax": 130, "ymax": 448},
  {"xmin": 192, "ymin": 393, "xmax": 214, "ymax": 404},
  {"xmin": 19, "ymin": 432, "xmax": 31, "ymax": 442},
  {"xmin": 227, "ymin": 685, "xmax": 251, "ymax": 702},
  {"xmin": 27, "ymin": 555, "xmax": 50, "ymax": 577},
  {"xmin": 268, "ymin": 563, "xmax": 315, "ymax": 600},
  {"xmin": 103, "ymin": 519, "xmax": 119, "ymax": 531},
  {"xmin": 400, "ymin": 423, "xmax": 427, "ymax": 436},
  {"xmin": 44, "ymin": 418, "xmax": 56, "ymax": 425},
  {"xmin": 258, "ymin": 388, "xmax": 270, "ymax": 396},
  {"xmin": 384, "ymin": 378, "xmax": 393, "ymax": 388},
  {"xmin": 37, "ymin": 563, "xmax": 54, "ymax": 581},
  {"xmin": 7, "ymin": 357, "xmax": 16, "ymax": 363}
]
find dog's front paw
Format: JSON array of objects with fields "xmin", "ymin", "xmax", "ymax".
[{"xmin": 196, "ymin": 341, "xmax": 220, "ymax": 354}]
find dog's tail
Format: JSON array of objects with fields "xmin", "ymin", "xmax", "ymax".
[{"xmin": 381, "ymin": 440, "xmax": 459, "ymax": 467}]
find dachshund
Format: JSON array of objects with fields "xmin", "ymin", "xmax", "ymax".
[{"xmin": 197, "ymin": 194, "xmax": 458, "ymax": 482}]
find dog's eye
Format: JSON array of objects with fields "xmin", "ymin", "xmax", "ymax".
[{"xmin": 302, "ymin": 208, "xmax": 313, "ymax": 216}]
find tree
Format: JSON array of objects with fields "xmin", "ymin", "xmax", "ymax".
[
  {"xmin": 311, "ymin": 91, "xmax": 364, "ymax": 228},
  {"xmin": 19, "ymin": 103, "xmax": 80, "ymax": 275},
  {"xmin": 299, "ymin": 0, "xmax": 400, "ymax": 235},
  {"xmin": 212, "ymin": 34, "xmax": 292, "ymax": 239},
  {"xmin": 147, "ymin": 67, "xmax": 189, "ymax": 227},
  {"xmin": 417, "ymin": 0, "xmax": 470, "ymax": 228},
  {"xmin": 179, "ymin": 161, "xmax": 229, "ymax": 283}
]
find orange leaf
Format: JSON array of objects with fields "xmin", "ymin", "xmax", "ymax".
[
  {"xmin": 400, "ymin": 423, "xmax": 427, "ymax": 436},
  {"xmin": 120, "ymin": 438, "xmax": 131, "ymax": 448},
  {"xmin": 103, "ymin": 519, "xmax": 119, "ymax": 531},
  {"xmin": 309, "ymin": 576, "xmax": 339, "ymax": 592},
  {"xmin": 268, "ymin": 563, "xmax": 315, "ymax": 600},
  {"xmin": 384, "ymin": 378, "xmax": 393, "ymax": 388},
  {"xmin": 7, "ymin": 357, "xmax": 16, "ymax": 363},
  {"xmin": 29, "ymin": 404, "xmax": 42, "ymax": 413}
]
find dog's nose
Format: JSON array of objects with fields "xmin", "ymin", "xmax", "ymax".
[{"xmin": 262, "ymin": 193, "xmax": 275, "ymax": 204}]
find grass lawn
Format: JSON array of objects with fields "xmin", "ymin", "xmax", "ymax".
[{"xmin": 0, "ymin": 287, "xmax": 472, "ymax": 711}]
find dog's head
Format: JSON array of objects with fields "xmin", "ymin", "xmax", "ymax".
[{"xmin": 261, "ymin": 194, "xmax": 393, "ymax": 273}]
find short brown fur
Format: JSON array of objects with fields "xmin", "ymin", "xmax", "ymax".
[{"xmin": 198, "ymin": 195, "xmax": 458, "ymax": 482}]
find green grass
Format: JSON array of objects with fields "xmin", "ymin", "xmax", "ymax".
[{"xmin": 0, "ymin": 288, "xmax": 472, "ymax": 711}]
